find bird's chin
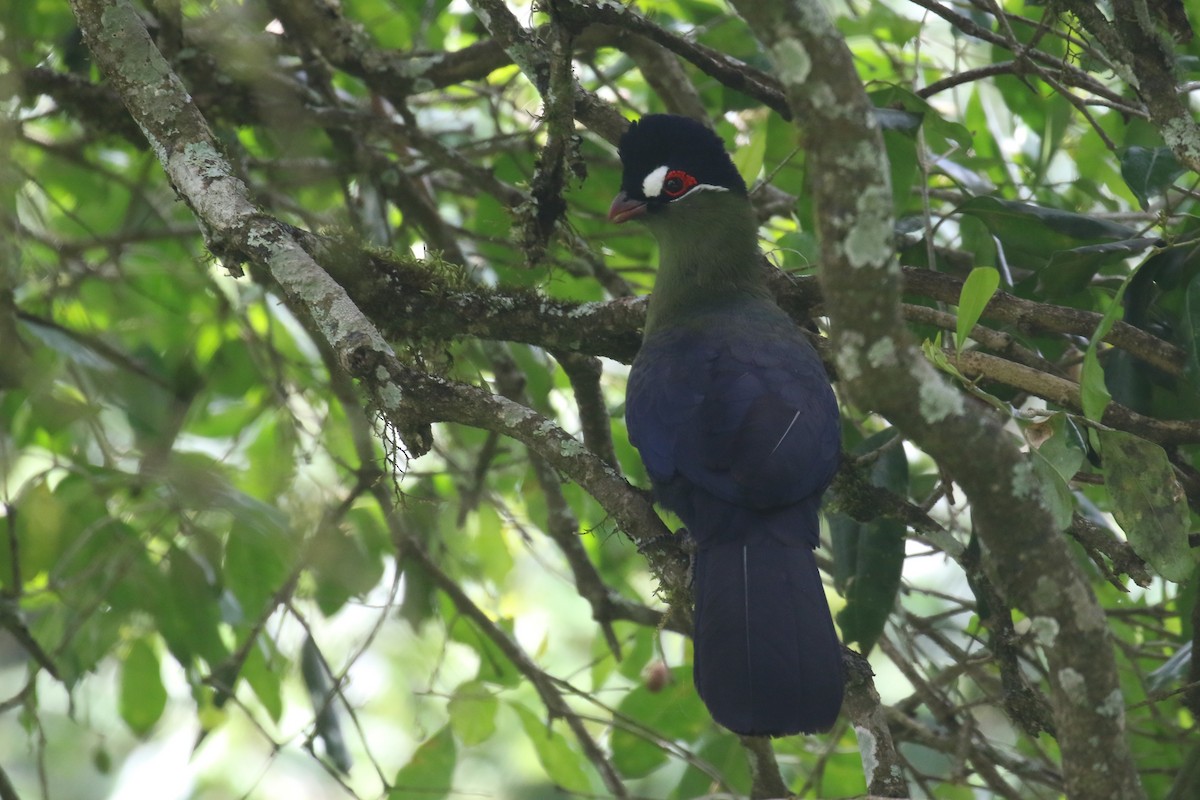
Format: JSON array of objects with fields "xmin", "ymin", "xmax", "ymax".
[{"xmin": 608, "ymin": 191, "xmax": 648, "ymax": 224}]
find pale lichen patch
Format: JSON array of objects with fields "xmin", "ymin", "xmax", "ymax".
[
  {"xmin": 500, "ymin": 401, "xmax": 533, "ymax": 429},
  {"xmin": 1011, "ymin": 460, "xmax": 1039, "ymax": 499},
  {"xmin": 1097, "ymin": 688, "xmax": 1125, "ymax": 721},
  {"xmin": 867, "ymin": 337, "xmax": 896, "ymax": 368},
  {"xmin": 853, "ymin": 725, "xmax": 878, "ymax": 779},
  {"xmin": 1161, "ymin": 116, "xmax": 1200, "ymax": 168},
  {"xmin": 1032, "ymin": 574, "xmax": 1061, "ymax": 607},
  {"xmin": 809, "ymin": 83, "xmax": 838, "ymax": 112},
  {"xmin": 844, "ymin": 185, "xmax": 893, "ymax": 270},
  {"xmin": 1058, "ymin": 667, "xmax": 1087, "ymax": 705},
  {"xmin": 836, "ymin": 331, "xmax": 866, "ymax": 383},
  {"xmin": 1029, "ymin": 616, "xmax": 1060, "ymax": 647},
  {"xmin": 769, "ymin": 39, "xmax": 812, "ymax": 85},
  {"xmin": 559, "ymin": 436, "xmax": 586, "ymax": 458},
  {"xmin": 378, "ymin": 382, "xmax": 403, "ymax": 411},
  {"xmin": 1065, "ymin": 580, "xmax": 1107, "ymax": 631},
  {"xmin": 917, "ymin": 378, "xmax": 964, "ymax": 423}
]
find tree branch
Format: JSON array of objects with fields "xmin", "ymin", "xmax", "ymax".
[
  {"xmin": 66, "ymin": 0, "xmax": 685, "ymax": 599},
  {"xmin": 946, "ymin": 348, "xmax": 1200, "ymax": 444},
  {"xmin": 727, "ymin": 1, "xmax": 1147, "ymax": 797},
  {"xmin": 553, "ymin": 0, "xmax": 791, "ymax": 118},
  {"xmin": 902, "ymin": 267, "xmax": 1188, "ymax": 378},
  {"xmin": 1060, "ymin": 0, "xmax": 1200, "ymax": 172},
  {"xmin": 394, "ymin": 512, "xmax": 630, "ymax": 797},
  {"xmin": 467, "ymin": 0, "xmax": 628, "ymax": 143},
  {"xmin": 840, "ymin": 653, "xmax": 909, "ymax": 797}
]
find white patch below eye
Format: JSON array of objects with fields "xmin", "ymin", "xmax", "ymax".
[{"xmin": 641, "ymin": 165, "xmax": 669, "ymax": 198}]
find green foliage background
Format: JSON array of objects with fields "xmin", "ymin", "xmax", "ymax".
[{"xmin": 2, "ymin": 0, "xmax": 1199, "ymax": 798}]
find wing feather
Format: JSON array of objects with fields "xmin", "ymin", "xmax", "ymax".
[{"xmin": 627, "ymin": 320, "xmax": 839, "ymax": 518}]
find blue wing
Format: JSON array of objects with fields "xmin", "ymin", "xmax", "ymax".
[{"xmin": 625, "ymin": 315, "xmax": 840, "ymax": 542}]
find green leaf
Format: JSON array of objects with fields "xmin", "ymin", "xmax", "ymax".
[
  {"xmin": 301, "ymin": 636, "xmax": 352, "ymax": 773},
  {"xmin": 206, "ymin": 338, "xmax": 260, "ymax": 398},
  {"xmin": 311, "ymin": 508, "xmax": 387, "ymax": 616},
  {"xmin": 19, "ymin": 317, "xmax": 117, "ymax": 372},
  {"xmin": 1080, "ymin": 345, "xmax": 1112, "ymax": 423},
  {"xmin": 731, "ymin": 119, "xmax": 767, "ymax": 187},
  {"xmin": 152, "ymin": 548, "xmax": 230, "ymax": 667},
  {"xmin": 613, "ymin": 624, "xmax": 655, "ymax": 683},
  {"xmin": 512, "ymin": 703, "xmax": 593, "ymax": 793},
  {"xmin": 1081, "ymin": 275, "xmax": 1136, "ymax": 422},
  {"xmin": 959, "ymin": 196, "xmax": 1152, "ymax": 294},
  {"xmin": 960, "ymin": 197, "xmax": 1138, "ymax": 251},
  {"xmin": 119, "ymin": 638, "xmax": 167, "ymax": 736},
  {"xmin": 1184, "ymin": 271, "xmax": 1200, "ymax": 393},
  {"xmin": 442, "ymin": 606, "xmax": 521, "ymax": 687},
  {"xmin": 1147, "ymin": 640, "xmax": 1192, "ymax": 692},
  {"xmin": 391, "ymin": 725, "xmax": 456, "ymax": 800},
  {"xmin": 1042, "ymin": 238, "xmax": 1160, "ymax": 296},
  {"xmin": 956, "ymin": 267, "xmax": 1000, "ymax": 355},
  {"xmin": 1027, "ymin": 413, "xmax": 1086, "ymax": 483},
  {"xmin": 1166, "ymin": 740, "xmax": 1200, "ymax": 800},
  {"xmin": 868, "ymin": 84, "xmax": 973, "ymax": 151},
  {"xmin": 611, "ymin": 723, "xmax": 667, "ymax": 778},
  {"xmin": 9, "ymin": 479, "xmax": 66, "ymax": 583},
  {"xmin": 242, "ymin": 638, "xmax": 284, "ymax": 723},
  {"xmin": 882, "ymin": 128, "xmax": 919, "ymax": 213},
  {"xmin": 1099, "ymin": 430, "xmax": 1197, "ymax": 582},
  {"xmin": 611, "ymin": 666, "xmax": 707, "ymax": 778},
  {"xmin": 875, "ymin": 107, "xmax": 923, "ymax": 134},
  {"xmin": 1029, "ymin": 449, "xmax": 1075, "ymax": 531},
  {"xmin": 6, "ymin": 473, "xmax": 109, "ymax": 593},
  {"xmin": 224, "ymin": 506, "xmax": 290, "ymax": 621},
  {"xmin": 1120, "ymin": 146, "xmax": 1185, "ymax": 209},
  {"xmin": 842, "ymin": 5, "xmax": 923, "ymax": 48},
  {"xmin": 831, "ymin": 430, "xmax": 908, "ymax": 654},
  {"xmin": 447, "ymin": 681, "xmax": 498, "ymax": 746},
  {"xmin": 673, "ymin": 733, "xmax": 751, "ymax": 799},
  {"xmin": 242, "ymin": 411, "xmax": 297, "ymax": 501}
]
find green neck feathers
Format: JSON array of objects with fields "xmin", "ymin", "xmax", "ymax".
[{"xmin": 642, "ymin": 191, "xmax": 770, "ymax": 337}]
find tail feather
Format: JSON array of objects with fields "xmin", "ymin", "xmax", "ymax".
[{"xmin": 692, "ymin": 539, "xmax": 843, "ymax": 736}]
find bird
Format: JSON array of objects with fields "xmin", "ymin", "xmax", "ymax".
[{"xmin": 612, "ymin": 114, "xmax": 844, "ymax": 736}]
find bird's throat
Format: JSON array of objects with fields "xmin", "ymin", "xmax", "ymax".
[{"xmin": 642, "ymin": 194, "xmax": 768, "ymax": 337}]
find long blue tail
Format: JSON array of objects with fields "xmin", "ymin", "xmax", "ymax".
[{"xmin": 691, "ymin": 536, "xmax": 843, "ymax": 736}]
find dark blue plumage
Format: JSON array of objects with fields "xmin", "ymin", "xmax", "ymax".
[{"xmin": 615, "ymin": 115, "xmax": 843, "ymax": 736}]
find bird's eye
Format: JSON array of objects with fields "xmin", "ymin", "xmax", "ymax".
[{"xmin": 663, "ymin": 169, "xmax": 698, "ymax": 198}]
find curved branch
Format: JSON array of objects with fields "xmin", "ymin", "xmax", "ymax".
[
  {"xmin": 395, "ymin": 517, "xmax": 630, "ymax": 797},
  {"xmin": 466, "ymin": 0, "xmax": 628, "ymax": 143},
  {"xmin": 66, "ymin": 0, "xmax": 681, "ymax": 586},
  {"xmin": 1060, "ymin": 0, "xmax": 1200, "ymax": 172},
  {"xmin": 902, "ymin": 267, "xmax": 1188, "ymax": 378},
  {"xmin": 903, "ymin": 0, "xmax": 1142, "ymax": 113},
  {"xmin": 948, "ymin": 348, "xmax": 1200, "ymax": 444},
  {"xmin": 263, "ymin": 0, "xmax": 507, "ymax": 103},
  {"xmin": 485, "ymin": 341, "xmax": 670, "ymax": 649},
  {"xmin": 841, "ymin": 654, "xmax": 909, "ymax": 797},
  {"xmin": 553, "ymin": 0, "xmax": 791, "ymax": 118}
]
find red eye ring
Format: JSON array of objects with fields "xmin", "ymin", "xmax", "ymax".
[{"xmin": 662, "ymin": 169, "xmax": 698, "ymax": 198}]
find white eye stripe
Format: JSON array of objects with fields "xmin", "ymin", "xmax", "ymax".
[
  {"xmin": 641, "ymin": 166, "xmax": 730, "ymax": 200},
  {"xmin": 642, "ymin": 165, "xmax": 669, "ymax": 198}
]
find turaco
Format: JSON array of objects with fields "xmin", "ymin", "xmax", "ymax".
[{"xmin": 612, "ymin": 114, "xmax": 844, "ymax": 736}]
